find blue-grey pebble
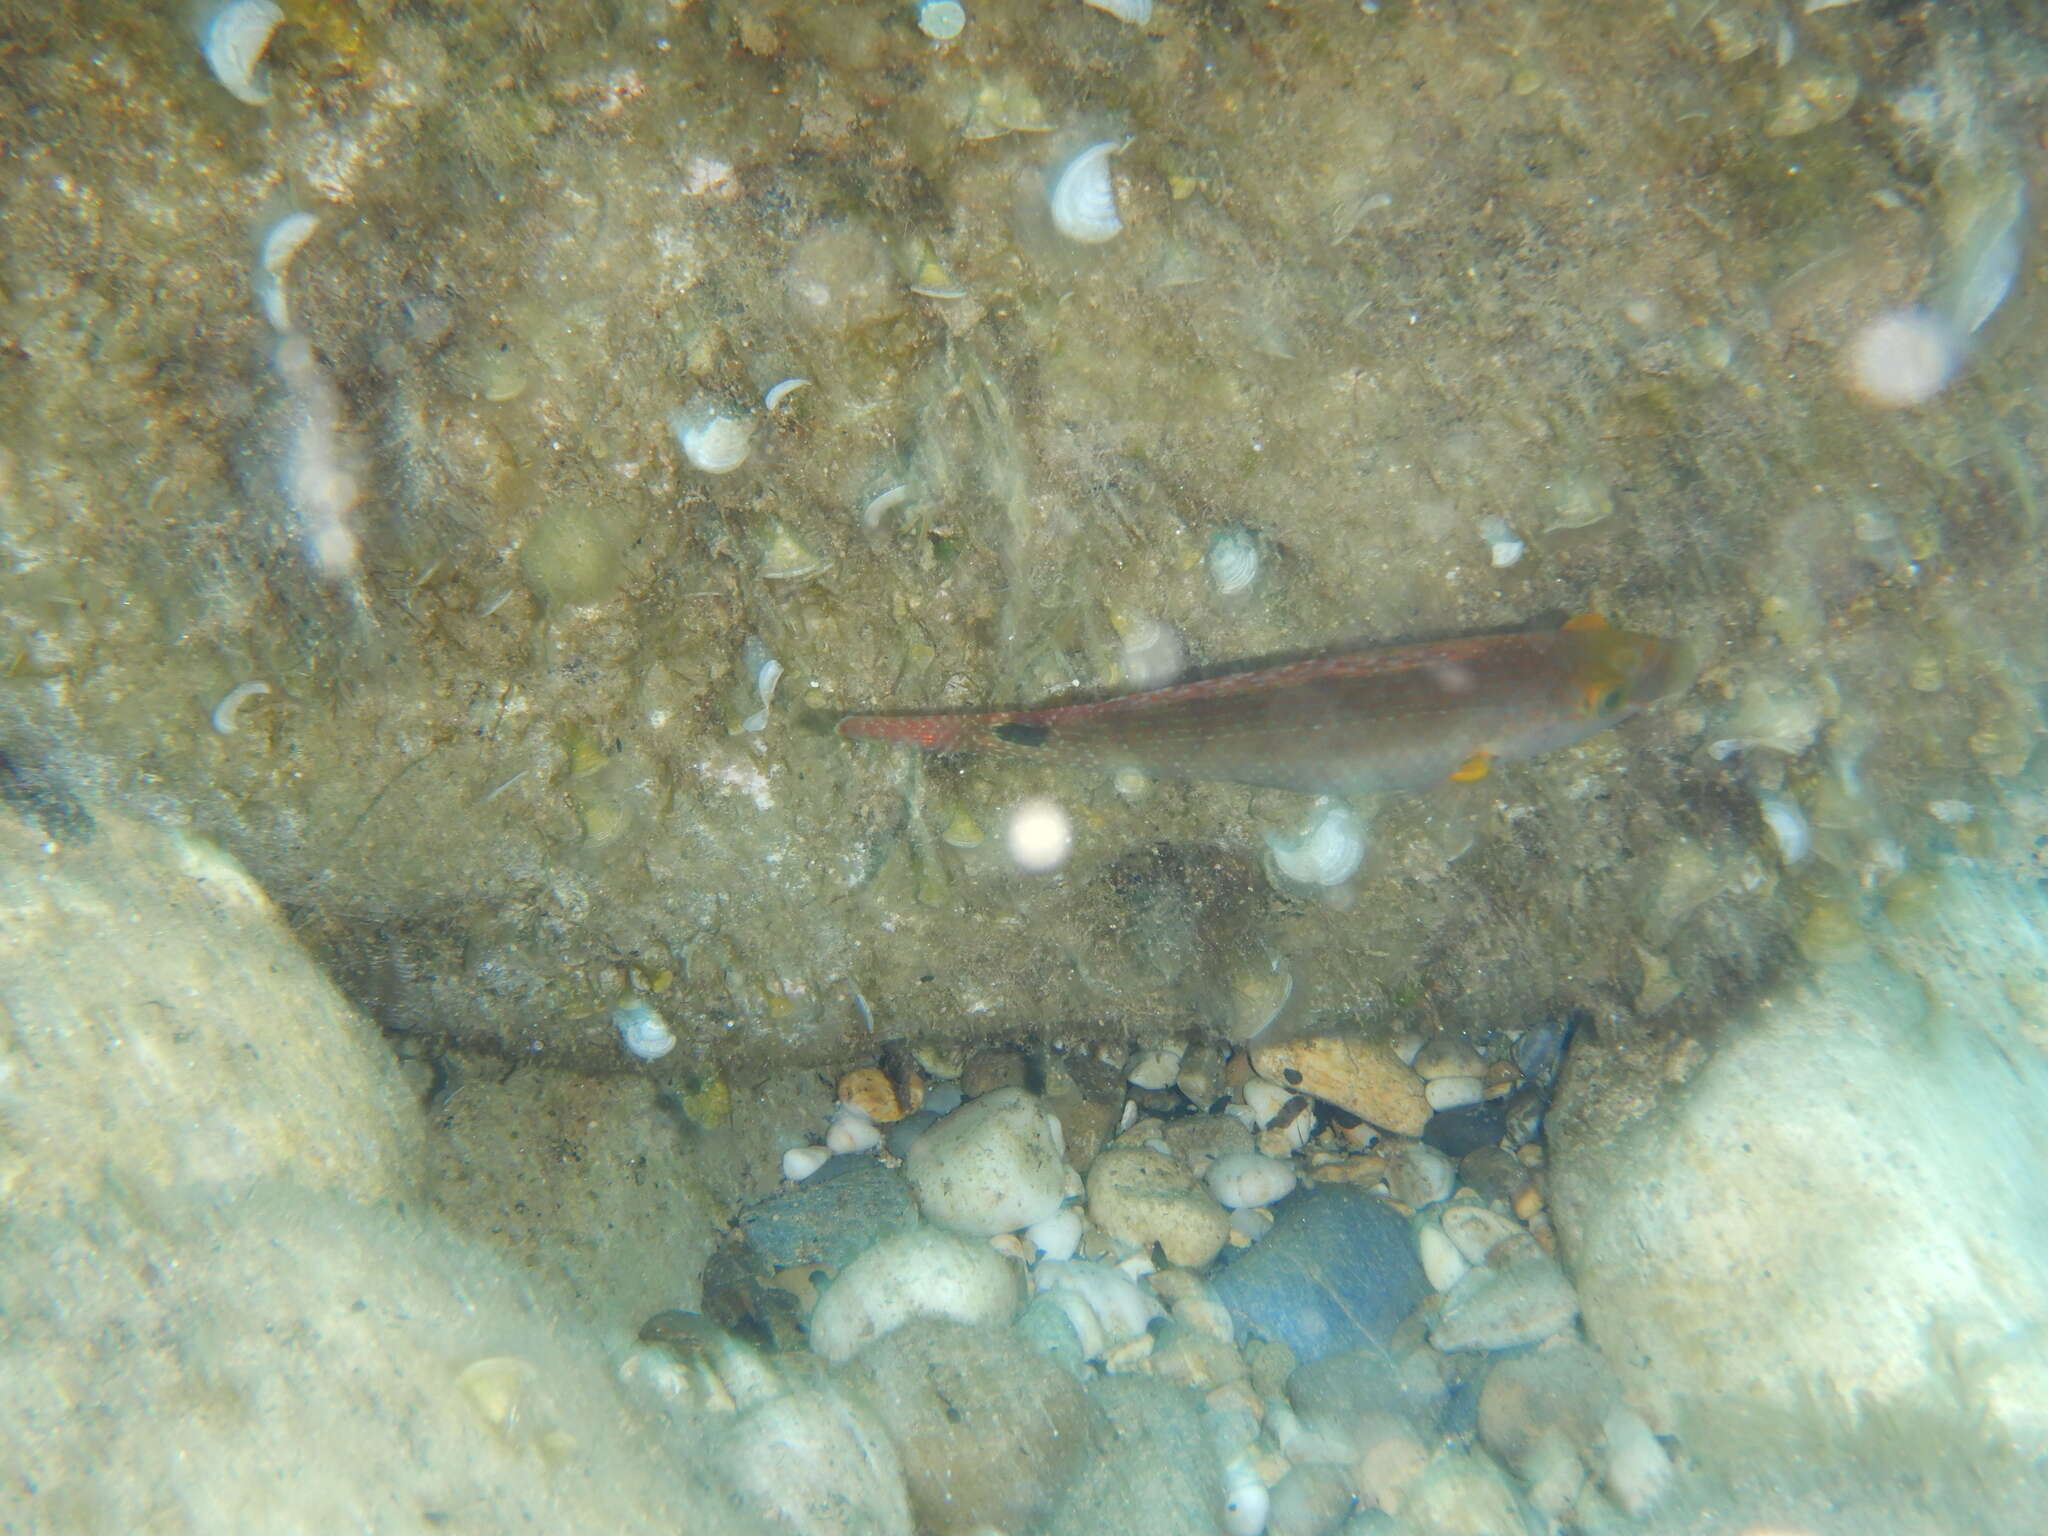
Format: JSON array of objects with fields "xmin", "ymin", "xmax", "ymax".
[
  {"xmin": 738, "ymin": 1155, "xmax": 917, "ymax": 1271},
  {"xmin": 1209, "ymin": 1185, "xmax": 1428, "ymax": 1363}
]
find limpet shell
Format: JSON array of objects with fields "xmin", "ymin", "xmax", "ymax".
[
  {"xmin": 613, "ymin": 1000, "xmax": 677, "ymax": 1061},
  {"xmin": 671, "ymin": 402, "xmax": 754, "ymax": 475},
  {"xmin": 1083, "ymin": 0, "xmax": 1153, "ymax": 23},
  {"xmin": 1266, "ymin": 799, "xmax": 1368, "ymax": 887}
]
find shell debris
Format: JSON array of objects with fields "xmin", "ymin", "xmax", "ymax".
[
  {"xmin": 201, "ymin": 0, "xmax": 285, "ymax": 106},
  {"xmin": 252, "ymin": 211, "xmax": 319, "ymax": 332},
  {"xmin": 1049, "ymin": 140, "xmax": 1126, "ymax": 245},
  {"xmin": 210, "ymin": 680, "xmax": 272, "ymax": 736}
]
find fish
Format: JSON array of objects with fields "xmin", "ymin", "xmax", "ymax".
[{"xmin": 837, "ymin": 615, "xmax": 1688, "ymax": 797}]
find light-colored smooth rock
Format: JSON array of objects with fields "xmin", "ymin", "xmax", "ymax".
[
  {"xmin": 1429, "ymin": 1251, "xmax": 1580, "ymax": 1353},
  {"xmin": 808, "ymin": 1227, "xmax": 1022, "ymax": 1363},
  {"xmin": 906, "ymin": 1086, "xmax": 1068, "ymax": 1236},
  {"xmin": 1550, "ymin": 908, "xmax": 2048, "ymax": 1449},
  {"xmin": 1087, "ymin": 1145, "xmax": 1233, "ymax": 1268},
  {"xmin": 1252, "ymin": 1034, "xmax": 1430, "ymax": 1137}
]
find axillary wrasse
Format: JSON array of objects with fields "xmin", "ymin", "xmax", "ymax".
[{"xmin": 838, "ymin": 615, "xmax": 1688, "ymax": 797}]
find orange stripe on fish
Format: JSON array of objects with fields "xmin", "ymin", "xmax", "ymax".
[{"xmin": 838, "ymin": 617, "xmax": 1689, "ymax": 798}]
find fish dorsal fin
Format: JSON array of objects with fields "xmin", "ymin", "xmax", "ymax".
[{"xmin": 1563, "ymin": 612, "xmax": 1609, "ymax": 632}]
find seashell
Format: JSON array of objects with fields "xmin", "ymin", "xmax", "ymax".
[
  {"xmin": 1477, "ymin": 515, "xmax": 1525, "ymax": 568},
  {"xmin": 210, "ymin": 679, "xmax": 272, "ymax": 735},
  {"xmin": 613, "ymin": 1001, "xmax": 677, "ymax": 1061},
  {"xmin": 1758, "ymin": 793, "xmax": 1811, "ymax": 864},
  {"xmin": 1206, "ymin": 1152, "xmax": 1297, "ymax": 1211},
  {"xmin": 860, "ymin": 483, "xmax": 912, "ymax": 528},
  {"xmin": 781, "ymin": 1144, "xmax": 831, "ymax": 1181},
  {"xmin": 915, "ymin": 0, "xmax": 967, "ymax": 39},
  {"xmin": 1225, "ymin": 959, "xmax": 1292, "ymax": 1042},
  {"xmin": 1115, "ymin": 615, "xmax": 1186, "ymax": 689},
  {"xmin": 761, "ymin": 377, "xmax": 810, "ymax": 412},
  {"xmin": 670, "ymin": 398, "xmax": 754, "ymax": 474},
  {"xmin": 1927, "ymin": 798, "xmax": 1974, "ymax": 825},
  {"xmin": 252, "ymin": 210, "xmax": 319, "ymax": 331},
  {"xmin": 757, "ymin": 522, "xmax": 830, "ymax": 580},
  {"xmin": 1049, "ymin": 140, "xmax": 1125, "ymax": 245},
  {"xmin": 1265, "ymin": 799, "xmax": 1368, "ymax": 887},
  {"xmin": 1084, "ymin": 0, "xmax": 1153, "ymax": 22},
  {"xmin": 202, "ymin": 0, "xmax": 284, "ymax": 106},
  {"xmin": 1205, "ymin": 524, "xmax": 1261, "ymax": 595}
]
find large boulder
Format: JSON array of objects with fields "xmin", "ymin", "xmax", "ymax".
[{"xmin": 1550, "ymin": 878, "xmax": 2048, "ymax": 1456}]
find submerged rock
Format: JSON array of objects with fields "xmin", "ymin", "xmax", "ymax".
[
  {"xmin": 905, "ymin": 1086, "xmax": 1068, "ymax": 1236},
  {"xmin": 1210, "ymin": 1186, "xmax": 1428, "ymax": 1363}
]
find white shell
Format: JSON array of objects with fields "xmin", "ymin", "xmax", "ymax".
[
  {"xmin": 1084, "ymin": 0, "xmax": 1154, "ymax": 22},
  {"xmin": 762, "ymin": 377, "xmax": 810, "ymax": 412},
  {"xmin": 916, "ymin": 0, "xmax": 967, "ymax": 39},
  {"xmin": 1206, "ymin": 524, "xmax": 1260, "ymax": 595},
  {"xmin": 670, "ymin": 401, "xmax": 754, "ymax": 474},
  {"xmin": 1206, "ymin": 1153, "xmax": 1297, "ymax": 1211},
  {"xmin": 210, "ymin": 679, "xmax": 272, "ymax": 735},
  {"xmin": 1049, "ymin": 140, "xmax": 1124, "ymax": 245},
  {"xmin": 613, "ymin": 1001, "xmax": 677, "ymax": 1061},
  {"xmin": 1478, "ymin": 515, "xmax": 1526, "ymax": 568},
  {"xmin": 1758, "ymin": 793, "xmax": 1811, "ymax": 864},
  {"xmin": 253, "ymin": 211, "xmax": 319, "ymax": 331},
  {"xmin": 1266, "ymin": 799, "xmax": 1368, "ymax": 887},
  {"xmin": 781, "ymin": 1144, "xmax": 831, "ymax": 1181},
  {"xmin": 202, "ymin": 0, "xmax": 285, "ymax": 106}
]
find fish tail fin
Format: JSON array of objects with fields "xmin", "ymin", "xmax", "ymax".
[{"xmin": 837, "ymin": 709, "xmax": 1021, "ymax": 753}]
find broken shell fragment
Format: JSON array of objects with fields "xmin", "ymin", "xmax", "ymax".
[
  {"xmin": 202, "ymin": 0, "xmax": 284, "ymax": 106},
  {"xmin": 670, "ymin": 397, "xmax": 755, "ymax": 474},
  {"xmin": 252, "ymin": 210, "xmax": 319, "ymax": 331},
  {"xmin": 1049, "ymin": 140, "xmax": 1124, "ymax": 245}
]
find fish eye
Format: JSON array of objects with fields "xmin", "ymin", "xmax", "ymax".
[{"xmin": 1582, "ymin": 682, "xmax": 1627, "ymax": 716}]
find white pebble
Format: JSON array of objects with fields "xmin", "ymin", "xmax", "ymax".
[
  {"xmin": 826, "ymin": 1105, "xmax": 882, "ymax": 1155},
  {"xmin": 1006, "ymin": 797, "xmax": 1073, "ymax": 872},
  {"xmin": 1417, "ymin": 1219, "xmax": 1471, "ymax": 1292},
  {"xmin": 1228, "ymin": 1206, "xmax": 1274, "ymax": 1242},
  {"xmin": 1601, "ymin": 1404, "xmax": 1674, "ymax": 1514},
  {"xmin": 613, "ymin": 1001, "xmax": 677, "ymax": 1061},
  {"xmin": 1424, "ymin": 1075, "xmax": 1485, "ymax": 1112},
  {"xmin": 915, "ymin": 0, "xmax": 966, "ymax": 38},
  {"xmin": 1241, "ymin": 1076, "xmax": 1295, "ymax": 1128},
  {"xmin": 1126, "ymin": 1041, "xmax": 1185, "ymax": 1090},
  {"xmin": 1206, "ymin": 1153, "xmax": 1297, "ymax": 1210},
  {"xmin": 1842, "ymin": 307, "xmax": 1961, "ymax": 408},
  {"xmin": 1025, "ymin": 1206, "xmax": 1084, "ymax": 1263},
  {"xmin": 1221, "ymin": 1459, "xmax": 1270, "ymax": 1536},
  {"xmin": 781, "ymin": 1145, "xmax": 831, "ymax": 1181}
]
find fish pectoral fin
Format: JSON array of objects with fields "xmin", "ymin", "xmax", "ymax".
[{"xmin": 1450, "ymin": 751, "xmax": 1492, "ymax": 783}]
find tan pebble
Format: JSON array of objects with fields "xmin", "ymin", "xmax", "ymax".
[
  {"xmin": 1104, "ymin": 1333, "xmax": 1155, "ymax": 1371},
  {"xmin": 1517, "ymin": 1142, "xmax": 1545, "ymax": 1168},
  {"xmin": 1355, "ymin": 1432, "xmax": 1429, "ymax": 1514},
  {"xmin": 1483, "ymin": 1060, "xmax": 1520, "ymax": 1097},
  {"xmin": 1513, "ymin": 1181, "xmax": 1545, "ymax": 1221},
  {"xmin": 1207, "ymin": 1381, "xmax": 1264, "ymax": 1420},
  {"xmin": 1223, "ymin": 1046, "xmax": 1254, "ymax": 1094},
  {"xmin": 1528, "ymin": 1213, "xmax": 1556, "ymax": 1255},
  {"xmin": 837, "ymin": 1064, "xmax": 923, "ymax": 1123},
  {"xmin": 1309, "ymin": 1154, "xmax": 1387, "ymax": 1186},
  {"xmin": 988, "ymin": 1232, "xmax": 1034, "ymax": 1263},
  {"xmin": 1251, "ymin": 1033, "xmax": 1430, "ymax": 1136},
  {"xmin": 1411, "ymin": 1035, "xmax": 1487, "ymax": 1081},
  {"xmin": 1086, "ymin": 1145, "xmax": 1232, "ymax": 1268}
]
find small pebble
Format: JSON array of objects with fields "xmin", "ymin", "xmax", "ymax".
[
  {"xmin": 1424, "ymin": 1075, "xmax": 1486, "ymax": 1112},
  {"xmin": 782, "ymin": 1145, "xmax": 831, "ymax": 1181}
]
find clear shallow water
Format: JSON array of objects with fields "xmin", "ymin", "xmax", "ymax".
[{"xmin": 2, "ymin": 0, "xmax": 2045, "ymax": 1530}]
